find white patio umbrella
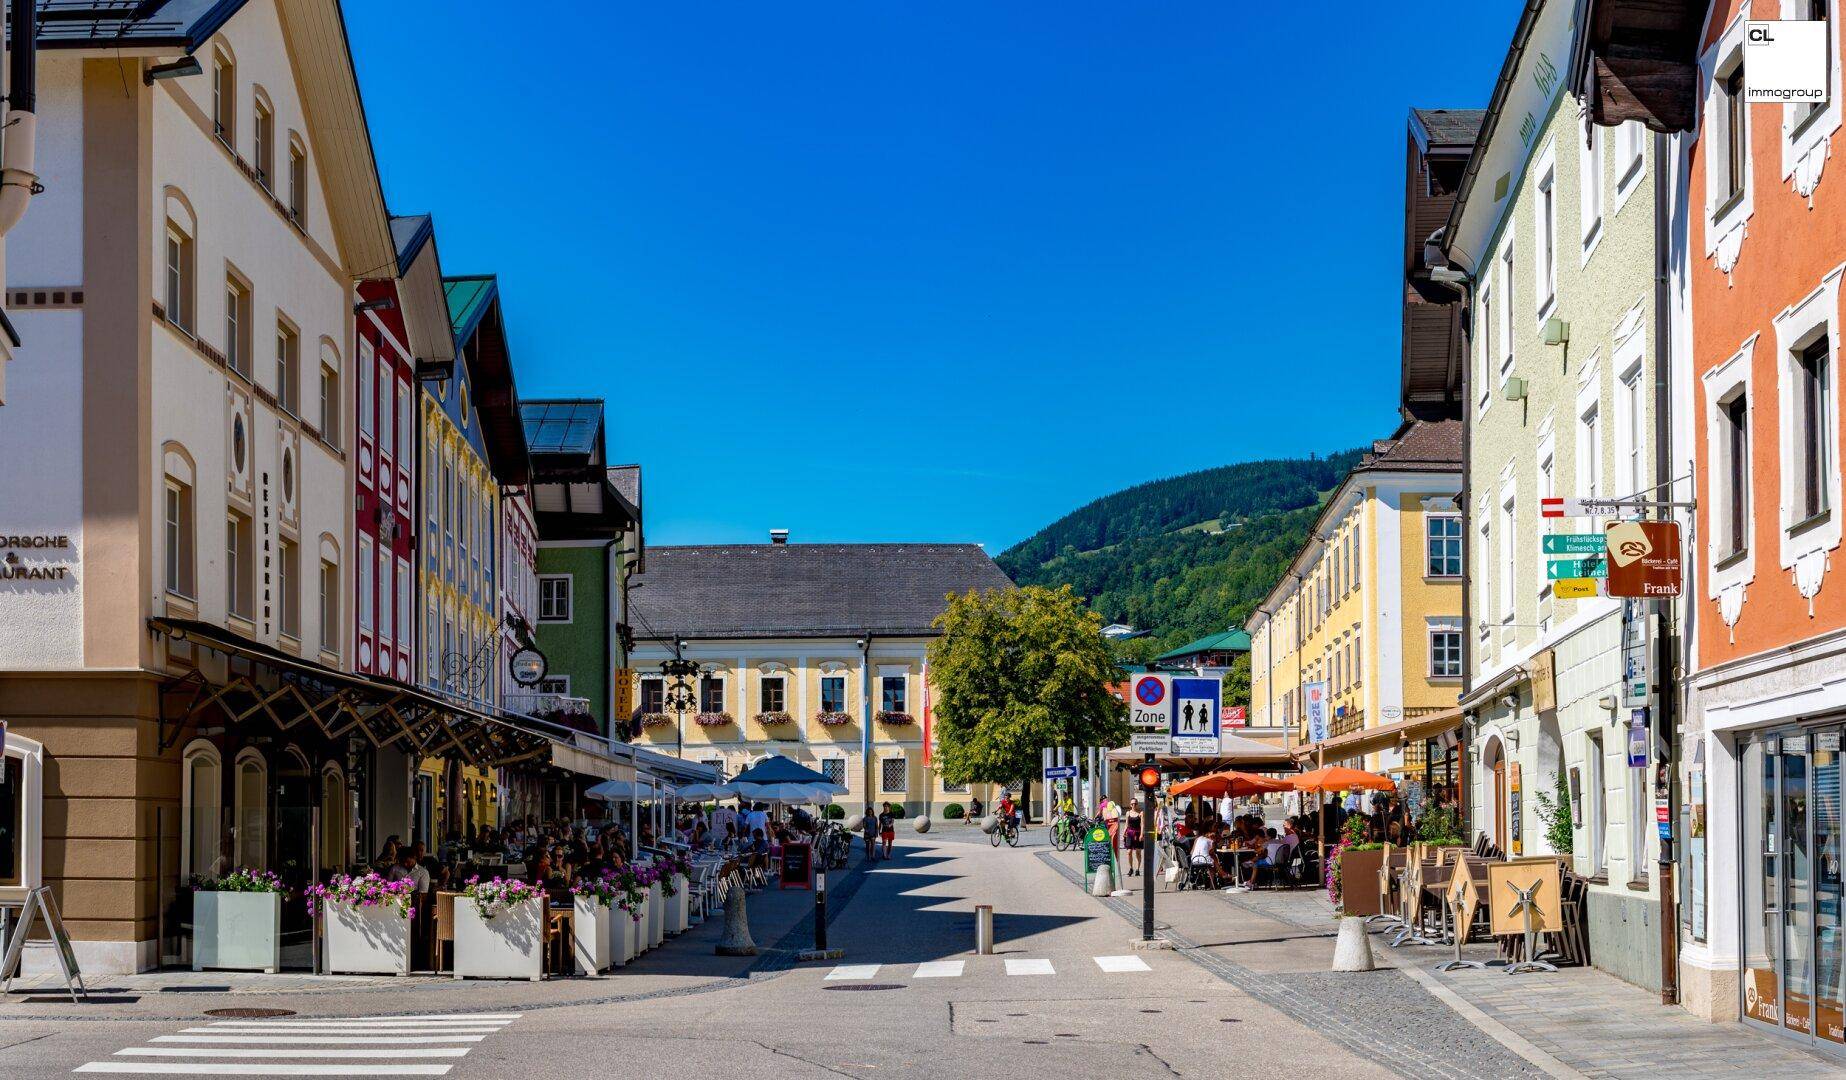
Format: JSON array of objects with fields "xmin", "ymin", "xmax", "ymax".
[
  {"xmin": 675, "ymin": 782, "xmax": 737, "ymax": 801},
  {"xmin": 733, "ymin": 781, "xmax": 829, "ymax": 803}
]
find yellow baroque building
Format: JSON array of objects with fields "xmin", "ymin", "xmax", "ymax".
[{"xmin": 1247, "ymin": 418, "xmax": 1464, "ymax": 779}]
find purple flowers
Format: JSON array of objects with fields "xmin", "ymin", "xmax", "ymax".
[
  {"xmin": 875, "ymin": 711, "xmax": 915, "ymax": 726},
  {"xmin": 754, "ymin": 711, "xmax": 794, "ymax": 725},
  {"xmin": 462, "ymin": 874, "xmax": 542, "ymax": 921},
  {"xmin": 305, "ymin": 872, "xmax": 415, "ymax": 919},
  {"xmin": 693, "ymin": 712, "xmax": 735, "ymax": 727},
  {"xmin": 814, "ymin": 711, "xmax": 853, "ymax": 726},
  {"xmin": 571, "ymin": 869, "xmax": 621, "ymax": 908}
]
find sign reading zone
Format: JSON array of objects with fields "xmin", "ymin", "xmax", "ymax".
[{"xmin": 1129, "ymin": 673, "xmax": 1172, "ymax": 731}]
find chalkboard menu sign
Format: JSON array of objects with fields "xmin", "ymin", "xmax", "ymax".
[
  {"xmin": 1083, "ymin": 826, "xmax": 1115, "ymax": 877},
  {"xmin": 780, "ymin": 842, "xmax": 813, "ymax": 889}
]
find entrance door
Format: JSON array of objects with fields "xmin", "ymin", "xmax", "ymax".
[
  {"xmin": 1491, "ymin": 751, "xmax": 1508, "ymax": 853},
  {"xmin": 271, "ymin": 754, "xmax": 315, "ymax": 969}
]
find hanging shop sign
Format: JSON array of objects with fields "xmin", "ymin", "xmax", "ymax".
[
  {"xmin": 1529, "ymin": 650, "xmax": 1558, "ymax": 715},
  {"xmin": 1627, "ymin": 710, "xmax": 1649, "ymax": 768},
  {"xmin": 1605, "ymin": 521, "xmax": 1682, "ymax": 598},
  {"xmin": 0, "ymin": 535, "xmax": 74, "ymax": 582}
]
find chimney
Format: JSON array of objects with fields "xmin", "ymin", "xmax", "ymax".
[{"xmin": 769, "ymin": 529, "xmax": 789, "ymax": 545}]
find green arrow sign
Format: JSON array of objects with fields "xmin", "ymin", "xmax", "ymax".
[
  {"xmin": 1547, "ymin": 557, "xmax": 1608, "ymax": 579},
  {"xmin": 1542, "ymin": 534, "xmax": 1607, "ymax": 555}
]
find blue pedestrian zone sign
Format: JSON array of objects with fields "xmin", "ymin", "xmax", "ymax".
[{"xmin": 1170, "ymin": 677, "xmax": 1221, "ymax": 753}]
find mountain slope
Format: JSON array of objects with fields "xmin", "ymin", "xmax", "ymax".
[{"xmin": 997, "ymin": 451, "xmax": 1365, "ymax": 656}]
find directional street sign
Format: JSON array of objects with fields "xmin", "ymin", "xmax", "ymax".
[
  {"xmin": 1542, "ymin": 496, "xmax": 1639, "ymax": 518},
  {"xmin": 1541, "ymin": 533, "xmax": 1607, "ymax": 554},
  {"xmin": 1171, "ymin": 677, "xmax": 1221, "ymax": 754},
  {"xmin": 1553, "ymin": 578, "xmax": 1600, "ymax": 599},
  {"xmin": 1128, "ymin": 673, "xmax": 1172, "ymax": 731},
  {"xmin": 1546, "ymin": 556, "xmax": 1608, "ymax": 580},
  {"xmin": 1044, "ymin": 765, "xmax": 1078, "ymax": 781}
]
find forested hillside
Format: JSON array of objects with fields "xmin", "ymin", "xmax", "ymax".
[{"xmin": 996, "ymin": 451, "xmax": 1364, "ymax": 658}]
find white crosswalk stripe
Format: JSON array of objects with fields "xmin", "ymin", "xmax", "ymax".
[
  {"xmin": 912, "ymin": 960, "xmax": 964, "ymax": 978},
  {"xmin": 824, "ymin": 964, "xmax": 882, "ymax": 980},
  {"xmin": 821, "ymin": 956, "xmax": 1157, "ymax": 981},
  {"xmin": 1094, "ymin": 954, "xmax": 1151, "ymax": 973},
  {"xmin": 1004, "ymin": 958, "xmax": 1055, "ymax": 976},
  {"xmin": 73, "ymin": 1014, "xmax": 521, "ymax": 1076}
]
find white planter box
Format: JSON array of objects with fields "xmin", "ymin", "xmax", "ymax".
[
  {"xmin": 323, "ymin": 899, "xmax": 411, "ymax": 976},
  {"xmin": 193, "ymin": 891, "xmax": 281, "ymax": 973},
  {"xmin": 609, "ymin": 904, "xmax": 638, "ymax": 967},
  {"xmin": 647, "ymin": 882, "xmax": 665, "ymax": 948},
  {"xmin": 453, "ymin": 896, "xmax": 545, "ymax": 981},
  {"xmin": 634, "ymin": 894, "xmax": 652, "ymax": 955},
  {"xmin": 668, "ymin": 876, "xmax": 690, "ymax": 934},
  {"xmin": 573, "ymin": 896, "xmax": 611, "ymax": 975}
]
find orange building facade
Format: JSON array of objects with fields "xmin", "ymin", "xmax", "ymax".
[{"xmin": 1684, "ymin": 0, "xmax": 1846, "ymax": 1048}]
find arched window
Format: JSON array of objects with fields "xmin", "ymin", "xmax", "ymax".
[
  {"xmin": 320, "ymin": 762, "xmax": 347, "ymax": 871},
  {"xmin": 210, "ymin": 45, "xmax": 236, "ymax": 141},
  {"xmin": 180, "ymin": 740, "xmax": 222, "ymax": 879},
  {"xmin": 233, "ymin": 748, "xmax": 267, "ymax": 871}
]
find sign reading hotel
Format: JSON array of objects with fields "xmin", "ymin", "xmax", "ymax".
[{"xmin": 0, "ymin": 535, "xmax": 75, "ymax": 582}]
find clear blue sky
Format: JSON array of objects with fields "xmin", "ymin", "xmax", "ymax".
[{"xmin": 344, "ymin": 1, "xmax": 1520, "ymax": 553}]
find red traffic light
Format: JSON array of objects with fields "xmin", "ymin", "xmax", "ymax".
[{"xmin": 1137, "ymin": 766, "xmax": 1162, "ymax": 791}]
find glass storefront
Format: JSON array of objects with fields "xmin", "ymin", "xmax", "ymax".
[{"xmin": 1742, "ymin": 727, "xmax": 1845, "ymax": 1049}]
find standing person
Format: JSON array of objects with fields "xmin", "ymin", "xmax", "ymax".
[
  {"xmin": 861, "ymin": 804, "xmax": 879, "ymax": 861},
  {"xmin": 878, "ymin": 803, "xmax": 897, "ymax": 859},
  {"xmin": 1121, "ymin": 801, "xmax": 1143, "ymax": 876},
  {"xmin": 1100, "ymin": 795, "xmax": 1122, "ymax": 852}
]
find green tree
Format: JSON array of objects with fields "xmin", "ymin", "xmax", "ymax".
[
  {"xmin": 1221, "ymin": 653, "xmax": 1251, "ymax": 710},
  {"xmin": 928, "ymin": 584, "xmax": 1129, "ymax": 787}
]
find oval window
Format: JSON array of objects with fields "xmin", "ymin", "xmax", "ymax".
[
  {"xmin": 281, "ymin": 449, "xmax": 295, "ymax": 502},
  {"xmin": 232, "ymin": 415, "xmax": 247, "ymax": 472},
  {"xmin": 459, "ymin": 382, "xmax": 470, "ymax": 428}
]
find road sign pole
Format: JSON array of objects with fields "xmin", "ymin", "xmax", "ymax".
[{"xmin": 1142, "ymin": 753, "xmax": 1155, "ymax": 942}]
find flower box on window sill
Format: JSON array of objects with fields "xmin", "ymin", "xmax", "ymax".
[
  {"xmin": 814, "ymin": 711, "xmax": 854, "ymax": 727},
  {"xmin": 876, "ymin": 711, "xmax": 915, "ymax": 726},
  {"xmin": 693, "ymin": 711, "xmax": 735, "ymax": 727},
  {"xmin": 639, "ymin": 712, "xmax": 672, "ymax": 729},
  {"xmin": 754, "ymin": 711, "xmax": 794, "ymax": 726}
]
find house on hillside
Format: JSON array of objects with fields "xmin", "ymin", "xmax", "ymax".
[{"xmin": 1151, "ymin": 629, "xmax": 1249, "ymax": 679}]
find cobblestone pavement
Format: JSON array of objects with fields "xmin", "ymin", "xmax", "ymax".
[
  {"xmin": 1038, "ymin": 851, "xmax": 1548, "ymax": 1080},
  {"xmin": 1211, "ymin": 880, "xmax": 1845, "ymax": 1079}
]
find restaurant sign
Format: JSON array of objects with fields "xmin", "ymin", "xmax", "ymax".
[{"xmin": 0, "ymin": 535, "xmax": 74, "ymax": 582}]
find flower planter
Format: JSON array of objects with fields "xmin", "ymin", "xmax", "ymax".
[
  {"xmin": 632, "ymin": 894, "xmax": 652, "ymax": 955},
  {"xmin": 193, "ymin": 891, "xmax": 281, "ymax": 973},
  {"xmin": 609, "ymin": 904, "xmax": 638, "ymax": 967},
  {"xmin": 323, "ymin": 899, "xmax": 412, "ymax": 976},
  {"xmin": 647, "ymin": 881, "xmax": 665, "ymax": 948},
  {"xmin": 667, "ymin": 876, "xmax": 690, "ymax": 935},
  {"xmin": 574, "ymin": 896, "xmax": 611, "ymax": 975},
  {"xmin": 454, "ymin": 897, "xmax": 546, "ymax": 981},
  {"xmin": 1337, "ymin": 847, "xmax": 1387, "ymax": 917}
]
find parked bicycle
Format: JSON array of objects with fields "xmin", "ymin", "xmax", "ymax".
[
  {"xmin": 1050, "ymin": 811, "xmax": 1090, "ymax": 851},
  {"xmin": 815, "ymin": 822, "xmax": 853, "ymax": 870}
]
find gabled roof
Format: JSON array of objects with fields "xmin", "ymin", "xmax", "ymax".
[
  {"xmin": 629, "ymin": 543, "xmax": 1013, "ymax": 639},
  {"xmin": 33, "ymin": 0, "xmax": 244, "ymax": 51},
  {"xmin": 1353, "ymin": 417, "xmax": 1462, "ymax": 474},
  {"xmin": 389, "ymin": 214, "xmax": 454, "ymax": 367},
  {"xmin": 444, "ymin": 275, "xmax": 497, "ymax": 344},
  {"xmin": 390, "ymin": 214, "xmax": 433, "ymax": 277},
  {"xmin": 1410, "ymin": 108, "xmax": 1486, "ymax": 152},
  {"xmin": 444, "ymin": 275, "xmax": 529, "ymax": 485},
  {"xmin": 1155, "ymin": 629, "xmax": 1251, "ymax": 663}
]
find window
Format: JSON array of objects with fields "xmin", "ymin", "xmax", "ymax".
[
  {"xmin": 881, "ymin": 675, "xmax": 908, "ymax": 714},
  {"xmin": 357, "ymin": 537, "xmax": 373, "ymax": 631},
  {"xmin": 278, "ymin": 538, "xmax": 298, "ymax": 639},
  {"xmin": 1426, "ymin": 514, "xmax": 1461, "ymax": 577},
  {"xmin": 234, "ymin": 751, "xmax": 266, "ymax": 871},
  {"xmin": 1721, "ymin": 392, "xmax": 1751, "ymax": 558},
  {"xmin": 760, "ymin": 675, "xmax": 787, "ymax": 714},
  {"xmin": 164, "ymin": 223, "xmax": 194, "ymax": 331},
  {"xmin": 820, "ymin": 758, "xmax": 847, "ymax": 788},
  {"xmin": 226, "ymin": 511, "xmax": 252, "ymax": 619},
  {"xmin": 880, "ymin": 757, "xmax": 908, "ymax": 794},
  {"xmin": 396, "ymin": 383, "xmax": 412, "ymax": 470},
  {"xmin": 1498, "ymin": 495, "xmax": 1516, "ymax": 623},
  {"xmin": 440, "ymin": 459, "xmax": 452, "ymax": 535},
  {"xmin": 1619, "ymin": 365, "xmax": 1645, "ymax": 500},
  {"xmin": 1719, "ymin": 63, "xmax": 1747, "ymax": 208},
  {"xmin": 287, "ymin": 138, "xmax": 307, "ymax": 224},
  {"xmin": 275, "ymin": 321, "xmax": 299, "ymax": 414},
  {"xmin": 252, "ymin": 94, "xmax": 274, "ymax": 189},
  {"xmin": 700, "ymin": 676, "xmax": 725, "ymax": 714},
  {"xmin": 181, "ymin": 743, "xmax": 221, "ymax": 878},
  {"xmin": 1798, "ymin": 0, "xmax": 1832, "ymax": 132},
  {"xmin": 538, "ymin": 575, "xmax": 572, "ymax": 622},
  {"xmin": 1538, "ymin": 449, "xmax": 1556, "ymax": 541},
  {"xmin": 1797, "ymin": 335, "xmax": 1832, "ymax": 522},
  {"xmin": 1498, "ymin": 243, "xmax": 1514, "ymax": 379},
  {"xmin": 1536, "ymin": 163, "xmax": 1557, "ymax": 316},
  {"xmin": 1580, "ymin": 120, "xmax": 1604, "ymax": 249},
  {"xmin": 943, "ymin": 778, "xmax": 969, "ymax": 794},
  {"xmin": 1579, "ymin": 403, "xmax": 1603, "ymax": 508},
  {"xmin": 1430, "ymin": 627, "xmax": 1462, "ymax": 678},
  {"xmin": 1586, "ymin": 730, "xmax": 1607, "ymax": 877},
  {"xmin": 164, "ymin": 480, "xmax": 195, "ymax": 598},
  {"xmin": 211, "ymin": 50, "xmax": 234, "ymax": 140},
  {"xmin": 1478, "ymin": 512, "xmax": 1493, "ymax": 633},
  {"xmin": 639, "ymin": 677, "xmax": 665, "ymax": 715},
  {"xmin": 319, "ymin": 559, "xmax": 338, "ymax": 655},
  {"xmin": 358, "ymin": 336, "xmax": 375, "ymax": 437},
  {"xmin": 1476, "ymin": 283, "xmax": 1493, "ymax": 412},
  {"xmin": 377, "ymin": 546, "xmax": 393, "ymax": 647},
  {"xmin": 396, "ymin": 562, "xmax": 411, "ymax": 661},
  {"xmin": 821, "ymin": 675, "xmax": 846, "ymax": 713},
  {"xmin": 224, "ymin": 275, "xmax": 251, "ymax": 375},
  {"xmin": 319, "ymin": 363, "xmax": 340, "ymax": 446},
  {"xmin": 1615, "ymin": 120, "xmax": 1645, "ymax": 196},
  {"xmin": 1628, "ymin": 743, "xmax": 1649, "ymax": 881},
  {"xmin": 537, "ymin": 676, "xmax": 571, "ymax": 696}
]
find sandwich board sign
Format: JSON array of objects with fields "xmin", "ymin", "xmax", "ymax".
[{"xmin": 1171, "ymin": 677, "xmax": 1221, "ymax": 754}]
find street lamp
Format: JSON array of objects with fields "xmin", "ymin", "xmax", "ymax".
[{"xmin": 661, "ymin": 639, "xmax": 701, "ymax": 760}]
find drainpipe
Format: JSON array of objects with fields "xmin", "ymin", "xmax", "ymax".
[
  {"xmin": 859, "ymin": 633, "xmax": 873, "ymax": 810},
  {"xmin": 603, "ymin": 534, "xmax": 619, "ymax": 741},
  {"xmin": 1423, "ymin": 229, "xmax": 1473, "ymax": 838},
  {"xmin": 0, "ymin": 0, "xmax": 39, "ymax": 238},
  {"xmin": 1652, "ymin": 128, "xmax": 1680, "ymax": 1007}
]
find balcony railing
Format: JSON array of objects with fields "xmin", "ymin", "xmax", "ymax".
[{"xmin": 505, "ymin": 691, "xmax": 592, "ymax": 721}]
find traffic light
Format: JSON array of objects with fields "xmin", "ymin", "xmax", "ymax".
[{"xmin": 1136, "ymin": 765, "xmax": 1162, "ymax": 793}]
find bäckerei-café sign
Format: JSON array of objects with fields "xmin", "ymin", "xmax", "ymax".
[{"xmin": 1, "ymin": 535, "xmax": 74, "ymax": 581}]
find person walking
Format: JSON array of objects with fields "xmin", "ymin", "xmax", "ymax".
[
  {"xmin": 878, "ymin": 803, "xmax": 897, "ymax": 859},
  {"xmin": 1121, "ymin": 801, "xmax": 1143, "ymax": 876},
  {"xmin": 861, "ymin": 804, "xmax": 879, "ymax": 861},
  {"xmin": 1100, "ymin": 795, "xmax": 1123, "ymax": 853}
]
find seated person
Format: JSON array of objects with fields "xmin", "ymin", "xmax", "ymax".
[
  {"xmin": 1247, "ymin": 828, "xmax": 1286, "ymax": 887},
  {"xmin": 967, "ymin": 796, "xmax": 984, "ymax": 822},
  {"xmin": 1188, "ymin": 830, "xmax": 1218, "ymax": 886},
  {"xmin": 747, "ymin": 827, "xmax": 770, "ymax": 872}
]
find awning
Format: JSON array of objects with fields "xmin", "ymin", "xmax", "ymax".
[
  {"xmin": 627, "ymin": 745, "xmax": 721, "ymax": 787},
  {"xmin": 1291, "ymin": 706, "xmax": 1464, "ymax": 764},
  {"xmin": 1107, "ymin": 731, "xmax": 1296, "ymax": 774},
  {"xmin": 150, "ymin": 617, "xmax": 609, "ymax": 771},
  {"xmin": 551, "ymin": 738, "xmax": 633, "ymax": 782}
]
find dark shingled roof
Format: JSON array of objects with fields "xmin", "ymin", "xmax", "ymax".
[
  {"xmin": 607, "ymin": 465, "xmax": 641, "ymax": 513},
  {"xmin": 1412, "ymin": 108, "xmax": 1487, "ymax": 149},
  {"xmin": 1354, "ymin": 417, "xmax": 1462, "ymax": 473},
  {"xmin": 629, "ymin": 543, "xmax": 1013, "ymax": 639}
]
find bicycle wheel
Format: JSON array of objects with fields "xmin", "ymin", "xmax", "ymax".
[
  {"xmin": 990, "ymin": 828, "xmax": 1002, "ymax": 847},
  {"xmin": 1006, "ymin": 827, "xmax": 1020, "ymax": 848}
]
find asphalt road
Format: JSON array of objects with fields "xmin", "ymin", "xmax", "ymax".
[{"xmin": 0, "ymin": 836, "xmax": 1396, "ymax": 1079}]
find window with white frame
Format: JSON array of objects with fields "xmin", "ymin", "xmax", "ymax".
[
  {"xmin": 211, "ymin": 49, "xmax": 235, "ymax": 139},
  {"xmin": 357, "ymin": 536, "xmax": 373, "ymax": 631},
  {"xmin": 287, "ymin": 136, "xmax": 307, "ymax": 224},
  {"xmin": 1498, "ymin": 494, "xmax": 1516, "ymax": 623},
  {"xmin": 1477, "ymin": 282, "xmax": 1494, "ymax": 413},
  {"xmin": 358, "ymin": 336, "xmax": 375, "ymax": 437},
  {"xmin": 164, "ymin": 478, "xmax": 195, "ymax": 598},
  {"xmin": 820, "ymin": 675, "xmax": 846, "ymax": 713},
  {"xmin": 1716, "ymin": 58, "xmax": 1748, "ymax": 211},
  {"xmin": 224, "ymin": 274, "xmax": 251, "ymax": 375},
  {"xmin": 1426, "ymin": 513, "xmax": 1461, "ymax": 577},
  {"xmin": 1615, "ymin": 120, "xmax": 1645, "ymax": 200},
  {"xmin": 1535, "ymin": 158, "xmax": 1558, "ymax": 318},
  {"xmin": 537, "ymin": 676, "xmax": 570, "ymax": 696},
  {"xmin": 880, "ymin": 757, "xmax": 908, "ymax": 794},
  {"xmin": 1580, "ymin": 120, "xmax": 1604, "ymax": 251},
  {"xmin": 1478, "ymin": 510, "xmax": 1494, "ymax": 636},
  {"xmin": 226, "ymin": 510, "xmax": 252, "ymax": 620},
  {"xmin": 1498, "ymin": 243, "xmax": 1515, "ymax": 381},
  {"xmin": 700, "ymin": 675, "xmax": 725, "ymax": 714},
  {"xmin": 538, "ymin": 575, "xmax": 572, "ymax": 622},
  {"xmin": 164, "ymin": 221, "xmax": 194, "ymax": 331},
  {"xmin": 252, "ymin": 92, "xmax": 274, "ymax": 190},
  {"xmin": 396, "ymin": 383, "xmax": 412, "ymax": 471},
  {"xmin": 1795, "ymin": 333, "xmax": 1833, "ymax": 524},
  {"xmin": 275, "ymin": 320, "xmax": 299, "ymax": 415},
  {"xmin": 181, "ymin": 742, "xmax": 221, "ymax": 878},
  {"xmin": 319, "ymin": 362, "xmax": 339, "ymax": 446},
  {"xmin": 377, "ymin": 546, "xmax": 393, "ymax": 648},
  {"xmin": 760, "ymin": 675, "xmax": 787, "ymax": 714},
  {"xmin": 1718, "ymin": 388, "xmax": 1751, "ymax": 560},
  {"xmin": 278, "ymin": 538, "xmax": 298, "ymax": 639},
  {"xmin": 319, "ymin": 558, "xmax": 338, "ymax": 655},
  {"xmin": 1619, "ymin": 361, "xmax": 1646, "ymax": 500},
  {"xmin": 1578, "ymin": 401, "xmax": 1603, "ymax": 516},
  {"xmin": 1429, "ymin": 623, "xmax": 1463, "ymax": 678}
]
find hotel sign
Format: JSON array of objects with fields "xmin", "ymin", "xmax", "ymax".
[{"xmin": 0, "ymin": 535, "xmax": 74, "ymax": 582}]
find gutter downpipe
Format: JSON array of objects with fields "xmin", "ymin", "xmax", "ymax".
[
  {"xmin": 1424, "ymin": 231, "xmax": 1474, "ymax": 839},
  {"xmin": 0, "ymin": 0, "xmax": 38, "ymax": 238},
  {"xmin": 603, "ymin": 535, "xmax": 619, "ymax": 742},
  {"xmin": 860, "ymin": 633, "xmax": 873, "ymax": 812},
  {"xmin": 1653, "ymin": 127, "xmax": 1680, "ymax": 1007}
]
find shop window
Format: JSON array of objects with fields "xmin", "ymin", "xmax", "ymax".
[
  {"xmin": 0, "ymin": 754, "xmax": 23, "ymax": 885},
  {"xmin": 234, "ymin": 751, "xmax": 267, "ymax": 871},
  {"xmin": 320, "ymin": 764, "xmax": 347, "ymax": 870},
  {"xmin": 181, "ymin": 742, "xmax": 222, "ymax": 879},
  {"xmin": 880, "ymin": 757, "xmax": 908, "ymax": 794}
]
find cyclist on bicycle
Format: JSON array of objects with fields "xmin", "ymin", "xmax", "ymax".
[{"xmin": 999, "ymin": 790, "xmax": 1019, "ymax": 832}]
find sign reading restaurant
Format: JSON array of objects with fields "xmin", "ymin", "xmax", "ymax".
[{"xmin": 0, "ymin": 535, "xmax": 75, "ymax": 582}]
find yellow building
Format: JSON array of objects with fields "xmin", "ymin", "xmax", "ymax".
[
  {"xmin": 624, "ymin": 537, "xmax": 1015, "ymax": 816},
  {"xmin": 1247, "ymin": 419, "xmax": 1463, "ymax": 777}
]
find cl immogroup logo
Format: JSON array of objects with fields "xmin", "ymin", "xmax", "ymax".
[{"xmin": 1745, "ymin": 21, "xmax": 1830, "ymax": 103}]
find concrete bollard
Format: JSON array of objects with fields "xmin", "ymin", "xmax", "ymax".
[
  {"xmin": 974, "ymin": 904, "xmax": 994, "ymax": 954},
  {"xmin": 714, "ymin": 874, "xmax": 758, "ymax": 957},
  {"xmin": 1332, "ymin": 916, "xmax": 1376, "ymax": 972},
  {"xmin": 913, "ymin": 816, "xmax": 932, "ymax": 834},
  {"xmin": 1091, "ymin": 863, "xmax": 1115, "ymax": 897}
]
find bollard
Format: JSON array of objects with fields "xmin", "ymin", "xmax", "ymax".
[
  {"xmin": 1091, "ymin": 863, "xmax": 1115, "ymax": 897},
  {"xmin": 1332, "ymin": 916, "xmax": 1376, "ymax": 972},
  {"xmin": 913, "ymin": 816, "xmax": 932, "ymax": 834},
  {"xmin": 715, "ymin": 873, "xmax": 758, "ymax": 957},
  {"xmin": 974, "ymin": 904, "xmax": 994, "ymax": 955},
  {"xmin": 815, "ymin": 870, "xmax": 828, "ymax": 953}
]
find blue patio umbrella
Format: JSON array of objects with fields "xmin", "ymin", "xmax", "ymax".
[{"xmin": 730, "ymin": 754, "xmax": 837, "ymax": 787}]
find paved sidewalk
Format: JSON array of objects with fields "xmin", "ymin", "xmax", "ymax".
[{"xmin": 1040, "ymin": 850, "xmax": 1844, "ymax": 1079}]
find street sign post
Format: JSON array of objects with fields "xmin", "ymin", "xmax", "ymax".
[
  {"xmin": 1171, "ymin": 677, "xmax": 1221, "ymax": 754},
  {"xmin": 1540, "ymin": 533, "xmax": 1607, "ymax": 554},
  {"xmin": 1128, "ymin": 673, "xmax": 1173, "ymax": 731},
  {"xmin": 1553, "ymin": 578, "xmax": 1600, "ymax": 599},
  {"xmin": 1044, "ymin": 765, "xmax": 1078, "ymax": 781},
  {"xmin": 1546, "ymin": 556, "xmax": 1608, "ymax": 579}
]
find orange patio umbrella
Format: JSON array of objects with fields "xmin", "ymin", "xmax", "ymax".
[
  {"xmin": 1290, "ymin": 765, "xmax": 1396, "ymax": 793},
  {"xmin": 1169, "ymin": 771, "xmax": 1294, "ymax": 799}
]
